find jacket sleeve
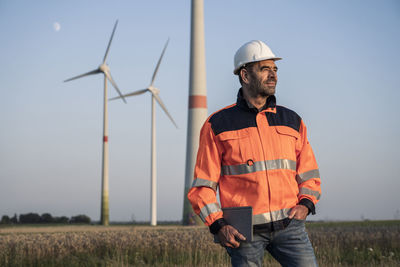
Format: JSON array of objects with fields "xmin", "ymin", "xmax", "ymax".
[
  {"xmin": 295, "ymin": 120, "xmax": 321, "ymax": 214},
  {"xmin": 187, "ymin": 120, "xmax": 224, "ymax": 226}
]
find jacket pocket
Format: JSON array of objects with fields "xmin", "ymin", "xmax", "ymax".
[
  {"xmin": 218, "ymin": 130, "xmax": 253, "ymax": 164},
  {"xmin": 275, "ymin": 126, "xmax": 300, "ymax": 139},
  {"xmin": 274, "ymin": 126, "xmax": 299, "ymax": 159}
]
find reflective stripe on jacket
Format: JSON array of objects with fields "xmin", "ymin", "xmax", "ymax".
[{"xmin": 187, "ymin": 89, "xmax": 321, "ymax": 228}]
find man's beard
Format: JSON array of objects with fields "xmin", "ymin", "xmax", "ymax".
[{"xmin": 249, "ymin": 78, "xmax": 276, "ymax": 97}]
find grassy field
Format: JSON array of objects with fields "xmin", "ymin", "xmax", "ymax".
[{"xmin": 0, "ymin": 220, "xmax": 399, "ymax": 266}]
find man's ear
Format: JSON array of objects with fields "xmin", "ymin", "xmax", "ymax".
[{"xmin": 240, "ymin": 68, "xmax": 249, "ymax": 84}]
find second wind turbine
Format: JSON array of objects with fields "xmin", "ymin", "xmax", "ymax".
[
  {"xmin": 110, "ymin": 39, "xmax": 177, "ymax": 226},
  {"xmin": 64, "ymin": 20, "xmax": 126, "ymax": 226}
]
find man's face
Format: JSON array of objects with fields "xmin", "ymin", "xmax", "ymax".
[{"xmin": 245, "ymin": 59, "xmax": 278, "ymax": 97}]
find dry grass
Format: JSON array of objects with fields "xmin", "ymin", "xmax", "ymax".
[
  {"xmin": 0, "ymin": 221, "xmax": 399, "ymax": 266},
  {"xmin": 0, "ymin": 225, "xmax": 180, "ymax": 234},
  {"xmin": 0, "ymin": 225, "xmax": 228, "ymax": 266}
]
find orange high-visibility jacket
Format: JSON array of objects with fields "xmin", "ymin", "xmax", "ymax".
[{"xmin": 188, "ymin": 90, "xmax": 321, "ymax": 232}]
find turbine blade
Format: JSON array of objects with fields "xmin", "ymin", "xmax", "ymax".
[
  {"xmin": 153, "ymin": 93, "xmax": 178, "ymax": 128},
  {"xmin": 124, "ymin": 89, "xmax": 148, "ymax": 97},
  {"xmin": 108, "ymin": 89, "xmax": 148, "ymax": 101},
  {"xmin": 64, "ymin": 69, "xmax": 100, "ymax": 82},
  {"xmin": 150, "ymin": 38, "xmax": 169, "ymax": 87},
  {"xmin": 109, "ymin": 95, "xmax": 122, "ymax": 101},
  {"xmin": 104, "ymin": 71, "xmax": 127, "ymax": 103},
  {"xmin": 103, "ymin": 20, "xmax": 118, "ymax": 64}
]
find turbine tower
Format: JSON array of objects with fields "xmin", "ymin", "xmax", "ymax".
[
  {"xmin": 110, "ymin": 39, "xmax": 177, "ymax": 226},
  {"xmin": 182, "ymin": 0, "xmax": 208, "ymax": 225},
  {"xmin": 64, "ymin": 20, "xmax": 126, "ymax": 226}
]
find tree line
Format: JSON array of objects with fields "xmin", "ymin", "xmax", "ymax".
[{"xmin": 0, "ymin": 213, "xmax": 91, "ymax": 224}]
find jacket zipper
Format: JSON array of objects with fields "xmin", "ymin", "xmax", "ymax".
[{"xmin": 255, "ymin": 111, "xmax": 273, "ymax": 223}]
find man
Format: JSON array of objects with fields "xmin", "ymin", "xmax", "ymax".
[{"xmin": 187, "ymin": 40, "xmax": 321, "ymax": 266}]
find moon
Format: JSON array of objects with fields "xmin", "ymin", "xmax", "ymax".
[{"xmin": 53, "ymin": 22, "xmax": 61, "ymax": 32}]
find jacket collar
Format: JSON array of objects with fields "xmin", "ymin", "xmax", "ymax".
[{"xmin": 236, "ymin": 88, "xmax": 276, "ymax": 113}]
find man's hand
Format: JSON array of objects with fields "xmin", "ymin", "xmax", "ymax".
[
  {"xmin": 217, "ymin": 225, "xmax": 246, "ymax": 248},
  {"xmin": 288, "ymin": 205, "xmax": 309, "ymax": 220}
]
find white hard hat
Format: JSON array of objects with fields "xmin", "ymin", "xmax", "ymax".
[{"xmin": 233, "ymin": 40, "xmax": 282, "ymax": 75}]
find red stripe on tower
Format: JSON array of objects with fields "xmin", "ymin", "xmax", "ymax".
[
  {"xmin": 104, "ymin": 136, "xmax": 108, "ymax": 142},
  {"xmin": 189, "ymin": 95, "xmax": 207, "ymax": 108}
]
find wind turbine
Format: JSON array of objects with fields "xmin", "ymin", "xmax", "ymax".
[
  {"xmin": 110, "ymin": 39, "xmax": 177, "ymax": 226},
  {"xmin": 183, "ymin": 0, "xmax": 208, "ymax": 226},
  {"xmin": 64, "ymin": 20, "xmax": 126, "ymax": 226}
]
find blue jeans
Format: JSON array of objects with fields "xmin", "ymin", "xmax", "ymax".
[{"xmin": 226, "ymin": 219, "xmax": 318, "ymax": 267}]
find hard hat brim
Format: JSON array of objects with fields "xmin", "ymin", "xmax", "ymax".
[{"xmin": 233, "ymin": 57, "xmax": 282, "ymax": 75}]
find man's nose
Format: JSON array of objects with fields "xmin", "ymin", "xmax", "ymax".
[{"xmin": 268, "ymin": 70, "xmax": 276, "ymax": 79}]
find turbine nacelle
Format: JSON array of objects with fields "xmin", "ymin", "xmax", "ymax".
[
  {"xmin": 148, "ymin": 86, "xmax": 160, "ymax": 95},
  {"xmin": 99, "ymin": 63, "xmax": 110, "ymax": 73}
]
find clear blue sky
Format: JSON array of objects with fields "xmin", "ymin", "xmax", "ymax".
[{"xmin": 1, "ymin": 0, "xmax": 399, "ymax": 222}]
